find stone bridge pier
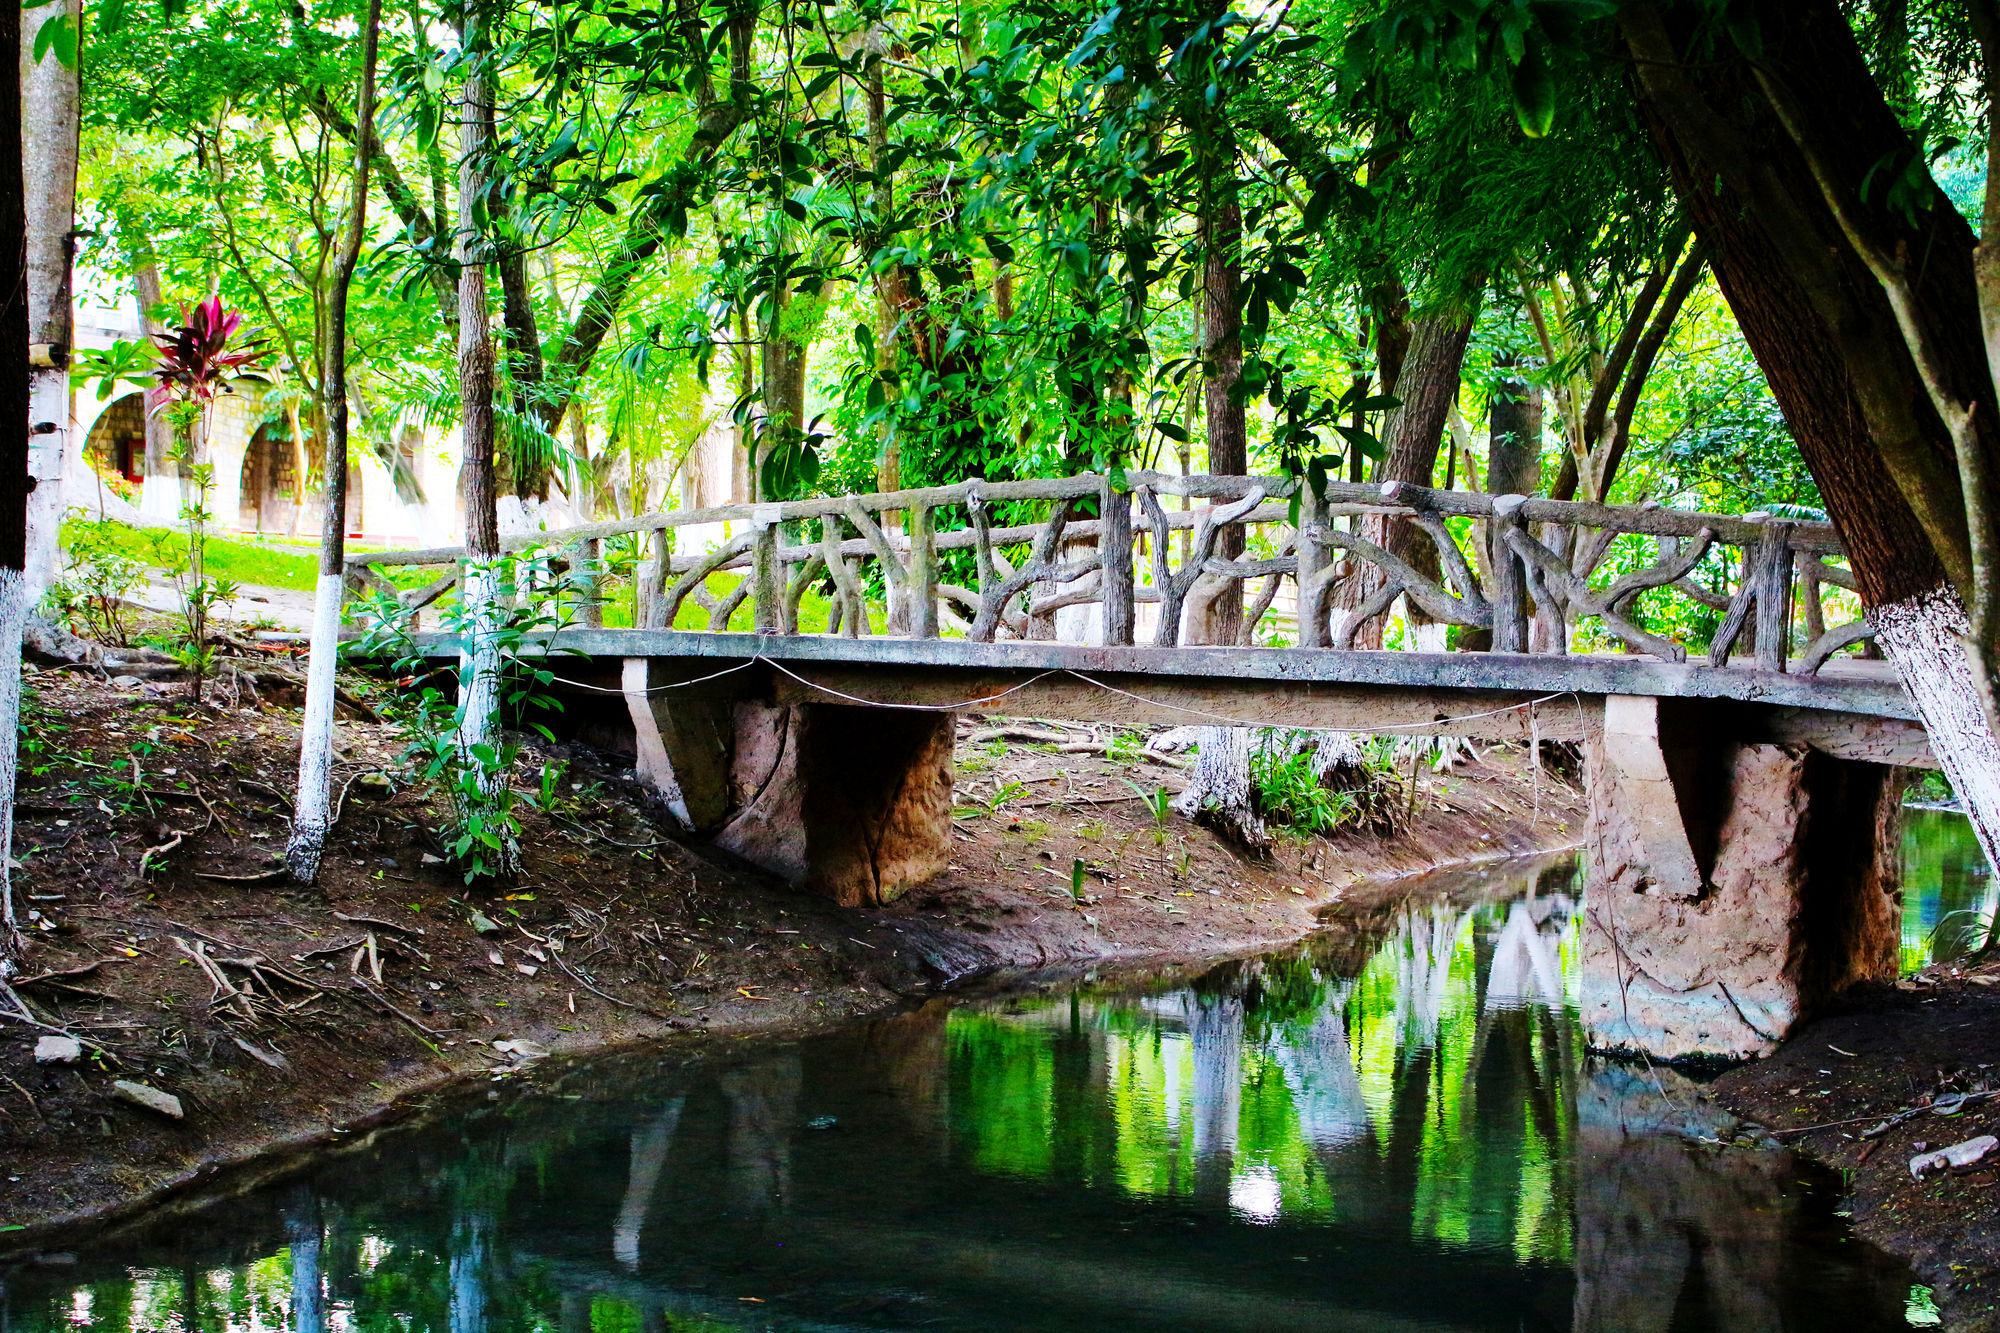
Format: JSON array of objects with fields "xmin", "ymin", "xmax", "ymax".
[
  {"xmin": 623, "ymin": 658, "xmax": 955, "ymax": 908},
  {"xmin": 1580, "ymin": 694, "xmax": 1909, "ymax": 1063}
]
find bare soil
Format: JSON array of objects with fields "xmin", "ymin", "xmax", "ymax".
[
  {"xmin": 1713, "ymin": 963, "xmax": 2000, "ymax": 1331},
  {"xmin": 0, "ymin": 666, "xmax": 1581, "ymax": 1246}
]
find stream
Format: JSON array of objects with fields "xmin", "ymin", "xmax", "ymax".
[{"xmin": 6, "ymin": 826, "xmax": 1988, "ymax": 1332}]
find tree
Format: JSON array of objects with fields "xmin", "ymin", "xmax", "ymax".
[
  {"xmin": 288, "ymin": 0, "xmax": 384, "ymax": 884},
  {"xmin": 21, "ymin": 0, "xmax": 79, "ymax": 602},
  {"xmin": 1, "ymin": 0, "xmax": 31, "ymax": 969},
  {"xmin": 453, "ymin": 0, "xmax": 517, "ymax": 879},
  {"xmin": 1616, "ymin": 0, "xmax": 2000, "ymax": 865}
]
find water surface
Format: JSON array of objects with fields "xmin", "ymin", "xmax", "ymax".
[
  {"xmin": 0, "ymin": 856, "xmax": 1923, "ymax": 1331},
  {"xmin": 1903, "ymin": 807, "xmax": 1994, "ymax": 972}
]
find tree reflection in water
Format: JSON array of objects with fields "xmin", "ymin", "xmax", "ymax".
[{"xmin": 0, "ymin": 854, "xmax": 1917, "ymax": 1333}]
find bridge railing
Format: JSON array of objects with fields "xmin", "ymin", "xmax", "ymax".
[{"xmin": 342, "ymin": 472, "xmax": 1872, "ymax": 675}]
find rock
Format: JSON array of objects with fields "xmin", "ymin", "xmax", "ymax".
[
  {"xmin": 21, "ymin": 615, "xmax": 101, "ymax": 667},
  {"xmin": 1910, "ymin": 1134, "xmax": 1997, "ymax": 1178},
  {"xmin": 33, "ymin": 1035, "xmax": 81, "ymax": 1063},
  {"xmin": 110, "ymin": 675, "xmax": 142, "ymax": 687},
  {"xmin": 112, "ymin": 1080, "xmax": 184, "ymax": 1120}
]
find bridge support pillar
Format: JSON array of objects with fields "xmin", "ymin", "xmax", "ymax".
[
  {"xmin": 1581, "ymin": 695, "xmax": 1904, "ymax": 1062},
  {"xmin": 625, "ymin": 660, "xmax": 954, "ymax": 904},
  {"xmin": 714, "ymin": 703, "xmax": 955, "ymax": 907}
]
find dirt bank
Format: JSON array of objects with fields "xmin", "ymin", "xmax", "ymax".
[
  {"xmin": 0, "ymin": 667, "xmax": 1581, "ymax": 1245},
  {"xmin": 1713, "ymin": 963, "xmax": 2000, "ymax": 1331}
]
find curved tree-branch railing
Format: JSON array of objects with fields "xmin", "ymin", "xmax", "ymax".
[{"xmin": 344, "ymin": 472, "xmax": 1875, "ymax": 676}]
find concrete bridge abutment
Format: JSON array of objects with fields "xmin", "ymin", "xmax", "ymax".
[
  {"xmin": 1581, "ymin": 694, "xmax": 1905, "ymax": 1062},
  {"xmin": 624, "ymin": 658, "xmax": 954, "ymax": 907}
]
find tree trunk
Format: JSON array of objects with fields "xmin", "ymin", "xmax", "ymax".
[
  {"xmin": 1197, "ymin": 192, "xmax": 1246, "ymax": 644},
  {"xmin": 0, "ymin": 0, "xmax": 31, "ymax": 967},
  {"xmin": 1171, "ymin": 726, "xmax": 1270, "ymax": 851},
  {"xmin": 1456, "ymin": 353, "xmax": 1542, "ymax": 652},
  {"xmin": 1333, "ymin": 304, "xmax": 1477, "ymax": 648},
  {"xmin": 864, "ymin": 44, "xmax": 906, "ymax": 495},
  {"xmin": 1187, "ymin": 22, "xmax": 1245, "ymax": 645},
  {"xmin": 496, "ymin": 243, "xmax": 548, "ymax": 502},
  {"xmin": 127, "ymin": 231, "xmax": 178, "ymax": 481},
  {"xmin": 732, "ymin": 300, "xmax": 752, "ymax": 504},
  {"xmin": 1485, "ymin": 353, "xmax": 1542, "ymax": 498},
  {"xmin": 288, "ymin": 0, "xmax": 380, "ymax": 885},
  {"xmin": 758, "ymin": 264, "xmax": 808, "ymax": 501},
  {"xmin": 21, "ymin": 0, "xmax": 78, "ymax": 603},
  {"xmin": 1625, "ymin": 0, "xmax": 2000, "ymax": 864},
  {"xmin": 453, "ymin": 3, "xmax": 515, "ymax": 878}
]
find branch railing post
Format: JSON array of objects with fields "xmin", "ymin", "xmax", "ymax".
[
  {"xmin": 1489, "ymin": 494, "xmax": 1529, "ymax": 653},
  {"xmin": 576, "ymin": 536, "xmax": 603, "ymax": 629},
  {"xmin": 639, "ymin": 528, "xmax": 672, "ymax": 629},
  {"xmin": 1801, "ymin": 550, "xmax": 1826, "ymax": 644},
  {"xmin": 908, "ymin": 503, "xmax": 939, "ymax": 638},
  {"xmin": 1754, "ymin": 520, "xmax": 1796, "ymax": 673},
  {"xmin": 752, "ymin": 511, "xmax": 782, "ymax": 635},
  {"xmin": 1101, "ymin": 477, "xmax": 1134, "ymax": 646},
  {"xmin": 1296, "ymin": 485, "xmax": 1330, "ymax": 649}
]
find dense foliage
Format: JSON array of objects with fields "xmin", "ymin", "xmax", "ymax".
[{"xmin": 63, "ymin": 0, "xmax": 1987, "ymax": 537}]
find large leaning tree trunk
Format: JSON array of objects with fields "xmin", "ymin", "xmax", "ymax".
[
  {"xmin": 453, "ymin": 0, "xmax": 517, "ymax": 878},
  {"xmin": 287, "ymin": 0, "xmax": 382, "ymax": 884},
  {"xmin": 1624, "ymin": 0, "xmax": 2000, "ymax": 867},
  {"xmin": 1, "ymin": 0, "xmax": 31, "ymax": 970},
  {"xmin": 21, "ymin": 0, "xmax": 77, "ymax": 604},
  {"xmin": 1331, "ymin": 302, "xmax": 1478, "ymax": 649}
]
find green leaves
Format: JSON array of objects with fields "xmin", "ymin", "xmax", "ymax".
[
  {"xmin": 31, "ymin": 7, "xmax": 78, "ymax": 68},
  {"xmin": 1352, "ymin": 0, "xmax": 1613, "ymax": 140},
  {"xmin": 1510, "ymin": 44, "xmax": 1554, "ymax": 138},
  {"xmin": 69, "ymin": 338, "xmax": 158, "ymax": 401}
]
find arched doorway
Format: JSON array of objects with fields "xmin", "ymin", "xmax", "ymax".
[
  {"xmin": 238, "ymin": 419, "xmax": 305, "ymax": 534},
  {"xmin": 82, "ymin": 392, "xmax": 148, "ymax": 498}
]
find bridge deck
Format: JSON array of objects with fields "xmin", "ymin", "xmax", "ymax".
[{"xmin": 425, "ymin": 630, "xmax": 1931, "ymax": 765}]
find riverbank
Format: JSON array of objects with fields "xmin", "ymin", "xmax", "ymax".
[
  {"xmin": 1712, "ymin": 963, "xmax": 2000, "ymax": 1332},
  {"xmin": 0, "ymin": 667, "xmax": 1581, "ymax": 1245}
]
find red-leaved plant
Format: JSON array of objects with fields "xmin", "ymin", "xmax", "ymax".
[
  {"xmin": 144, "ymin": 296, "xmax": 268, "ymax": 704},
  {"xmin": 149, "ymin": 296, "xmax": 269, "ymax": 414}
]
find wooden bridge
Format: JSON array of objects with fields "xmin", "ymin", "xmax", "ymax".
[{"xmin": 349, "ymin": 472, "xmax": 1930, "ymax": 1063}]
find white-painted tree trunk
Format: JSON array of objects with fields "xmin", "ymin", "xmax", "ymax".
[
  {"xmin": 1874, "ymin": 585, "xmax": 2000, "ymax": 869},
  {"xmin": 23, "ymin": 369, "xmax": 67, "ymax": 600},
  {"xmin": 613, "ymin": 1097, "xmax": 685, "ymax": 1271},
  {"xmin": 284, "ymin": 572, "xmax": 346, "ymax": 881},
  {"xmin": 284, "ymin": 1193, "xmax": 326, "ymax": 1333},
  {"xmin": 458, "ymin": 561, "xmax": 509, "ymax": 801},
  {"xmin": 449, "ymin": 1211, "xmax": 488, "ymax": 1333},
  {"xmin": 1171, "ymin": 725, "xmax": 1269, "ymax": 849},
  {"xmin": 0, "ymin": 569, "xmax": 27, "ymax": 968},
  {"xmin": 21, "ymin": 0, "xmax": 79, "ymax": 604}
]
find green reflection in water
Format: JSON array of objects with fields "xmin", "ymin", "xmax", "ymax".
[
  {"xmin": 1901, "ymin": 808, "xmax": 1994, "ymax": 972},
  {"xmin": 941, "ymin": 874, "xmax": 1582, "ymax": 1268}
]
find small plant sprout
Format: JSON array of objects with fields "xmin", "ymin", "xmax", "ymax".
[{"xmin": 1123, "ymin": 779, "xmax": 1174, "ymax": 841}]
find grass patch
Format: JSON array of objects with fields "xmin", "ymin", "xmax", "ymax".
[
  {"xmin": 62, "ymin": 518, "xmax": 325, "ymax": 592},
  {"xmin": 65, "ymin": 519, "xmax": 890, "ymax": 632}
]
